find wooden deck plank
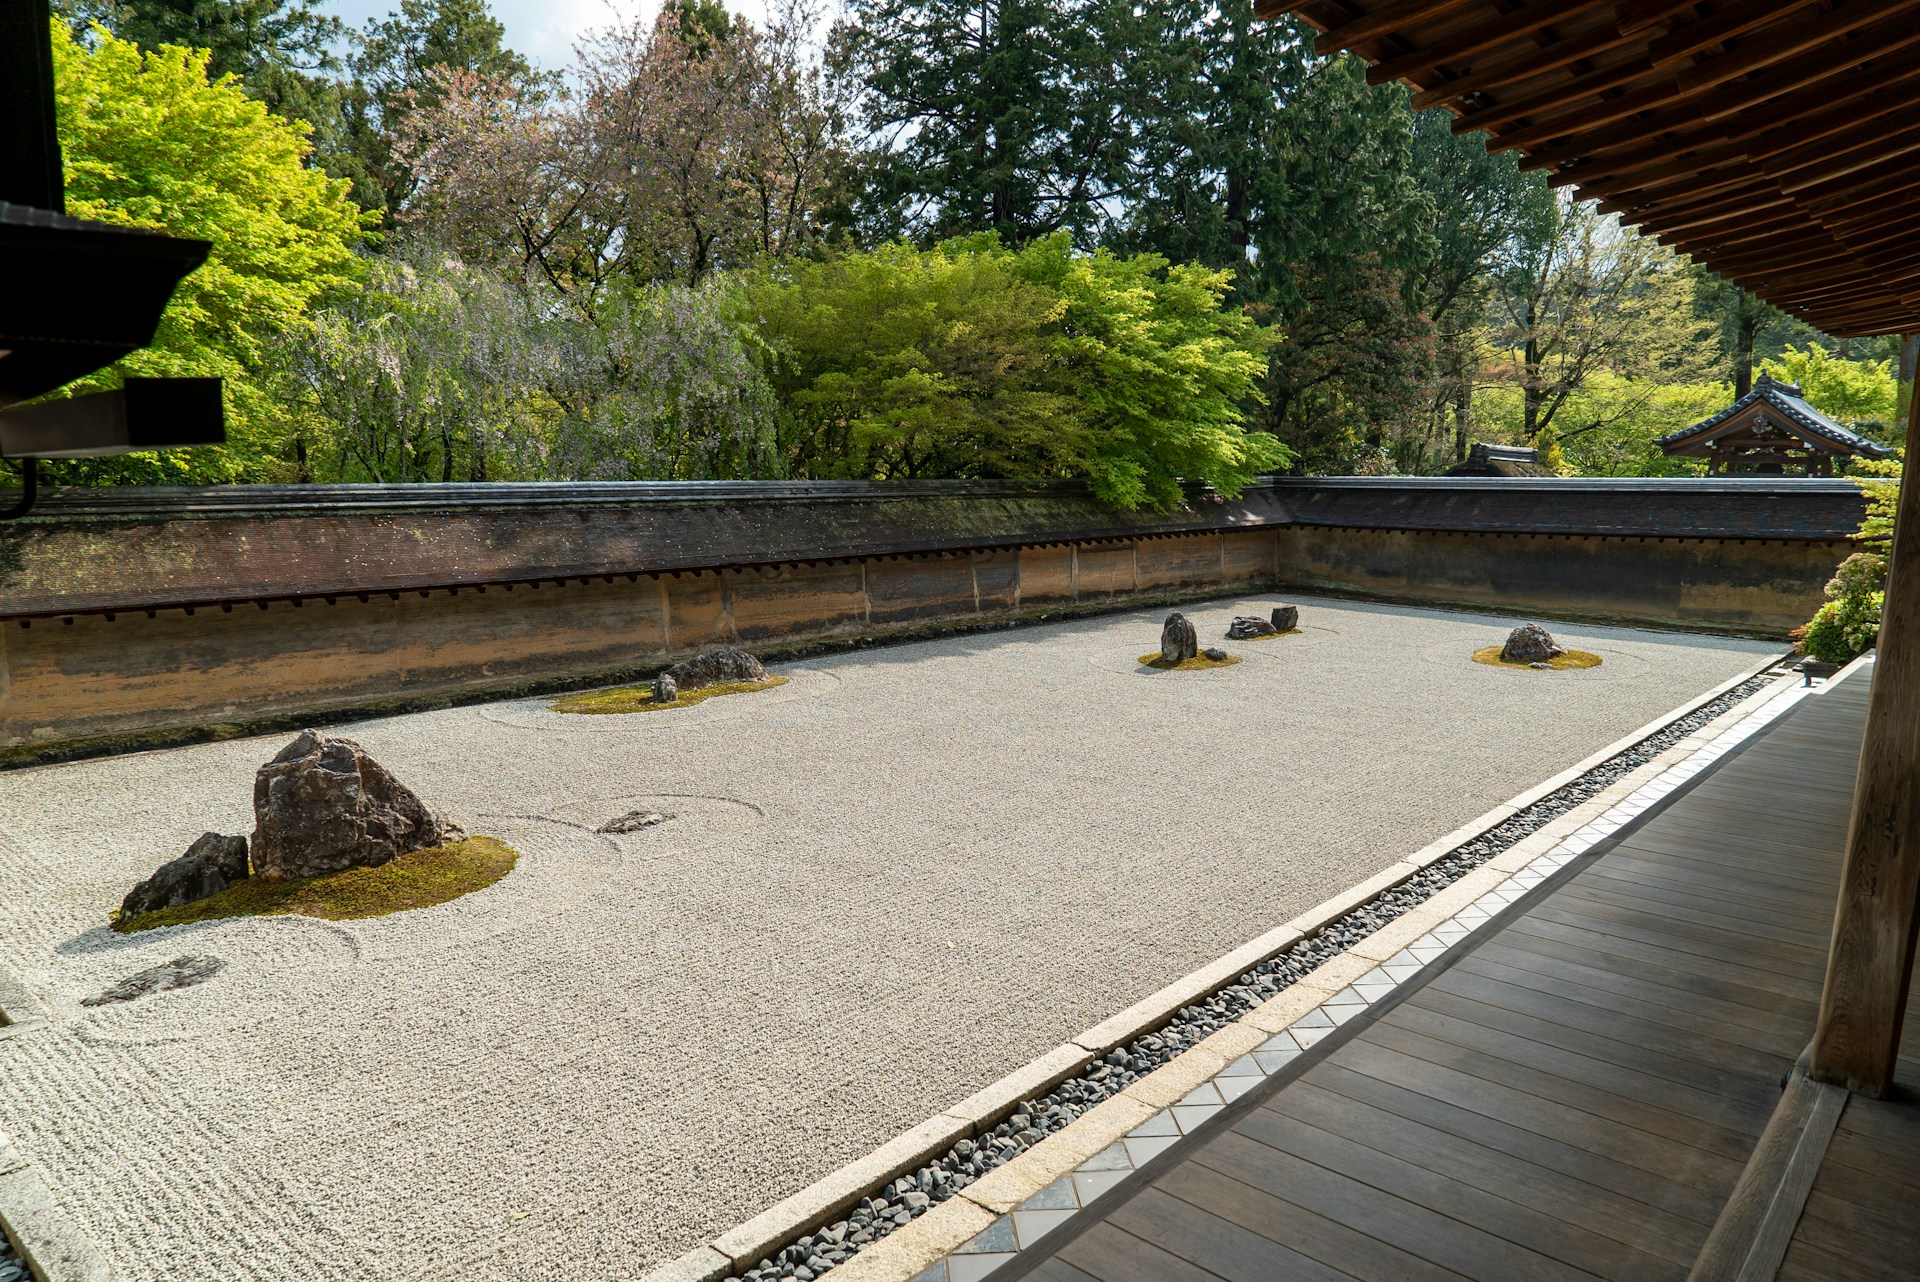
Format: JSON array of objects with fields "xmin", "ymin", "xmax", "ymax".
[{"xmin": 1003, "ymin": 675, "xmax": 1903, "ymax": 1282}]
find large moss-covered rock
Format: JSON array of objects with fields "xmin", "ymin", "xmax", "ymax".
[
  {"xmin": 251, "ymin": 730, "xmax": 461, "ymax": 881},
  {"xmin": 1500, "ymin": 623, "xmax": 1566, "ymax": 664},
  {"xmin": 663, "ymin": 646, "xmax": 768, "ymax": 693}
]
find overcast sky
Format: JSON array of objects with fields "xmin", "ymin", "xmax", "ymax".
[{"xmin": 325, "ymin": 0, "xmax": 773, "ymax": 69}]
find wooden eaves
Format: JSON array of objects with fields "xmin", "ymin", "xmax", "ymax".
[
  {"xmin": 1255, "ymin": 0, "xmax": 1920, "ymax": 1101},
  {"xmin": 1259, "ymin": 0, "xmax": 1920, "ymax": 338}
]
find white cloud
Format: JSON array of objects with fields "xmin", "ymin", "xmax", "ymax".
[{"xmin": 326, "ymin": 0, "xmax": 775, "ymax": 72}]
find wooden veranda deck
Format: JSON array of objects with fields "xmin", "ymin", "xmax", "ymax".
[{"xmin": 1004, "ymin": 666, "xmax": 1920, "ymax": 1282}]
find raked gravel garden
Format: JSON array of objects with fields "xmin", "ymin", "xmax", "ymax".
[{"xmin": 0, "ymin": 595, "xmax": 1780, "ymax": 1282}]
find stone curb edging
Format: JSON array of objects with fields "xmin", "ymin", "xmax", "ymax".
[
  {"xmin": 0, "ymin": 1154, "xmax": 115, "ymax": 1282},
  {"xmin": 645, "ymin": 647, "xmax": 1793, "ymax": 1282}
]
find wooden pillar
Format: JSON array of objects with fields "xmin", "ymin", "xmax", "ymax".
[{"xmin": 1812, "ymin": 378, "xmax": 1920, "ymax": 1096}]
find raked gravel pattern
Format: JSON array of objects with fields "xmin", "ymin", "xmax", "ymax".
[
  {"xmin": 0, "ymin": 597, "xmax": 1779, "ymax": 1282},
  {"xmin": 728, "ymin": 672, "xmax": 1781, "ymax": 1281}
]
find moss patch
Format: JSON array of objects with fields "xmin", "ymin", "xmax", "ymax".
[
  {"xmin": 550, "ymin": 675, "xmax": 789, "ymax": 715},
  {"xmin": 112, "ymin": 836, "xmax": 518, "ymax": 933},
  {"xmin": 1472, "ymin": 646, "xmax": 1603, "ymax": 671},
  {"xmin": 1137, "ymin": 652, "xmax": 1243, "ymax": 671}
]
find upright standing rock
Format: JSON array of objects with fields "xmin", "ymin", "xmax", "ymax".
[
  {"xmin": 251, "ymin": 730, "xmax": 462, "ymax": 881},
  {"xmin": 651, "ymin": 673, "xmax": 679, "ymax": 704},
  {"xmin": 1160, "ymin": 613, "xmax": 1198, "ymax": 664},
  {"xmin": 1271, "ymin": 605, "xmax": 1299, "ymax": 632},
  {"xmin": 1500, "ymin": 623, "xmax": 1566, "ymax": 664}
]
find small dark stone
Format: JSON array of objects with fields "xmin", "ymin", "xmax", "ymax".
[
  {"xmin": 1500, "ymin": 622, "xmax": 1565, "ymax": 664},
  {"xmin": 81, "ymin": 955, "xmax": 224, "ymax": 1007},
  {"xmin": 651, "ymin": 673, "xmax": 679, "ymax": 704},
  {"xmin": 1160, "ymin": 612, "xmax": 1198, "ymax": 664},
  {"xmin": 1225, "ymin": 615, "xmax": 1277, "ymax": 640},
  {"xmin": 597, "ymin": 809, "xmax": 672, "ymax": 834},
  {"xmin": 119, "ymin": 832, "xmax": 249, "ymax": 920},
  {"xmin": 1202, "ymin": 646, "xmax": 1230, "ymax": 661},
  {"xmin": 1271, "ymin": 605, "xmax": 1299, "ymax": 632}
]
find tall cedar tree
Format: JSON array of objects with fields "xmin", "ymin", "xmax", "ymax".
[{"xmin": 829, "ymin": 0, "xmax": 1135, "ymax": 243}]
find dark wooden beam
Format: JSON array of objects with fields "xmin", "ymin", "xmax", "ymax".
[
  {"xmin": 1312, "ymin": 0, "xmax": 1480, "ymax": 53},
  {"xmin": 1366, "ymin": 0, "xmax": 1592, "ymax": 86},
  {"xmin": 1812, "ymin": 375, "xmax": 1920, "ymax": 1098},
  {"xmin": 1408, "ymin": 18, "xmax": 1643, "ymax": 108},
  {"xmin": 1649, "ymin": 0, "xmax": 1831, "ymax": 70}
]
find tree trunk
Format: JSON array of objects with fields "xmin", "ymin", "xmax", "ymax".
[{"xmin": 1733, "ymin": 312, "xmax": 1758, "ymax": 398}]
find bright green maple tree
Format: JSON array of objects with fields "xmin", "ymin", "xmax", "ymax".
[
  {"xmin": 49, "ymin": 21, "xmax": 369, "ymax": 482},
  {"xmin": 740, "ymin": 234, "xmax": 1287, "ymax": 509}
]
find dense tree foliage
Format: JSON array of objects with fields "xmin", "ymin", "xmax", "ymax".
[
  {"xmin": 395, "ymin": 2, "xmax": 841, "ymax": 299},
  {"xmin": 741, "ymin": 235, "xmax": 1285, "ymax": 507},
  {"xmin": 49, "ymin": 21, "xmax": 367, "ymax": 482},
  {"xmin": 40, "ymin": 0, "xmax": 1914, "ymax": 498}
]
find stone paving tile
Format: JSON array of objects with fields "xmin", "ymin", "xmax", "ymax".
[
  {"xmin": 1123, "ymin": 1134, "xmax": 1180, "ymax": 1166},
  {"xmin": 955, "ymin": 1219, "xmax": 1017, "ymax": 1253},
  {"xmin": 1127, "ymin": 1113, "xmax": 1179, "ymax": 1139},
  {"xmin": 1010, "ymin": 1208, "xmax": 1077, "ymax": 1247},
  {"xmin": 1076, "ymin": 1142, "xmax": 1130, "ymax": 1172},
  {"xmin": 1070, "ymin": 1170, "xmax": 1131, "ymax": 1203},
  {"xmin": 949, "ymin": 1255, "xmax": 1015, "ymax": 1282}
]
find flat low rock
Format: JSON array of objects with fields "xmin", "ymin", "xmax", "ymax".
[
  {"xmin": 1226, "ymin": 616, "xmax": 1278, "ymax": 640},
  {"xmin": 1501, "ymin": 622, "xmax": 1566, "ymax": 664},
  {"xmin": 81, "ymin": 955, "xmax": 224, "ymax": 1007},
  {"xmin": 663, "ymin": 646, "xmax": 767, "ymax": 693},
  {"xmin": 597, "ymin": 809, "xmax": 672, "ymax": 834},
  {"xmin": 1161, "ymin": 613, "xmax": 1198, "ymax": 664},
  {"xmin": 251, "ymin": 730, "xmax": 462, "ymax": 881},
  {"xmin": 119, "ymin": 832, "xmax": 249, "ymax": 920}
]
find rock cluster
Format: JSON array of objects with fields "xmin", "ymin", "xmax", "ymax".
[
  {"xmin": 252, "ymin": 730, "xmax": 462, "ymax": 881},
  {"xmin": 119, "ymin": 832, "xmax": 249, "ymax": 921},
  {"xmin": 1159, "ymin": 612, "xmax": 1198, "ymax": 663},
  {"xmin": 1500, "ymin": 622, "xmax": 1566, "ymax": 664},
  {"xmin": 1226, "ymin": 605, "xmax": 1300, "ymax": 639},
  {"xmin": 81, "ymin": 955, "xmax": 225, "ymax": 1007},
  {"xmin": 661, "ymin": 646, "xmax": 768, "ymax": 693}
]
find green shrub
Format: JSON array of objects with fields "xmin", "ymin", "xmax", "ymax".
[
  {"xmin": 1798, "ymin": 592, "xmax": 1883, "ymax": 665},
  {"xmin": 738, "ymin": 233, "xmax": 1289, "ymax": 510}
]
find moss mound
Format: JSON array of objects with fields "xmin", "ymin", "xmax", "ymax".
[
  {"xmin": 113, "ymin": 836, "xmax": 518, "ymax": 933},
  {"xmin": 1472, "ymin": 646, "xmax": 1603, "ymax": 671},
  {"xmin": 550, "ymin": 675, "xmax": 789, "ymax": 715},
  {"xmin": 1138, "ymin": 652, "xmax": 1243, "ymax": 671}
]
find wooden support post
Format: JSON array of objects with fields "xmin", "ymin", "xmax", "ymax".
[{"xmin": 1812, "ymin": 378, "xmax": 1920, "ymax": 1097}]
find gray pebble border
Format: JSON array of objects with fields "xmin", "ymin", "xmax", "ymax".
[
  {"xmin": 728, "ymin": 672, "xmax": 1782, "ymax": 1282},
  {"xmin": 0, "ymin": 1226, "xmax": 26, "ymax": 1282}
]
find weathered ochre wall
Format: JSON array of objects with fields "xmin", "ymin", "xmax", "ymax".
[
  {"xmin": 1275, "ymin": 527, "xmax": 1849, "ymax": 636},
  {"xmin": 0, "ymin": 532, "xmax": 1281, "ymax": 757},
  {"xmin": 0, "ymin": 476, "xmax": 1867, "ymax": 762}
]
